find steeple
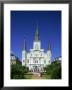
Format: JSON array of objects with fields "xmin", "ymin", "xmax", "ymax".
[
  {"xmin": 23, "ymin": 39, "xmax": 26, "ymax": 50},
  {"xmin": 48, "ymin": 41, "xmax": 51, "ymax": 50},
  {"xmin": 35, "ymin": 24, "xmax": 39, "ymax": 41}
]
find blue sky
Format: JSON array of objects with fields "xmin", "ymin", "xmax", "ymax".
[{"xmin": 11, "ymin": 11, "xmax": 61, "ymax": 61}]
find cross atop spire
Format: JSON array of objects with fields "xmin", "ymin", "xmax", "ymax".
[{"xmin": 35, "ymin": 24, "xmax": 39, "ymax": 41}]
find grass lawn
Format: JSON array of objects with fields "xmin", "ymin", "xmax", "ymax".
[{"xmin": 24, "ymin": 72, "xmax": 33, "ymax": 79}]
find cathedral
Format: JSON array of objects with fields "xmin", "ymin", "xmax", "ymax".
[{"xmin": 22, "ymin": 26, "xmax": 51, "ymax": 72}]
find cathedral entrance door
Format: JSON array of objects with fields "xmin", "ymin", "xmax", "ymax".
[{"xmin": 34, "ymin": 66, "xmax": 39, "ymax": 72}]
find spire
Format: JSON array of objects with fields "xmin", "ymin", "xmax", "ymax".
[
  {"xmin": 35, "ymin": 24, "xmax": 39, "ymax": 41},
  {"xmin": 23, "ymin": 39, "xmax": 26, "ymax": 50},
  {"xmin": 48, "ymin": 41, "xmax": 51, "ymax": 50}
]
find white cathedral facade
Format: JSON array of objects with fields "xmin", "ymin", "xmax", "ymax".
[{"xmin": 22, "ymin": 27, "xmax": 51, "ymax": 72}]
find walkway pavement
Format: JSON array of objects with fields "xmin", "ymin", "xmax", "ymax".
[{"xmin": 31, "ymin": 72, "xmax": 42, "ymax": 79}]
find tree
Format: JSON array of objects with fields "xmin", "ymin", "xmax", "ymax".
[
  {"xmin": 44, "ymin": 61, "xmax": 61, "ymax": 79},
  {"xmin": 11, "ymin": 64, "xmax": 29, "ymax": 79}
]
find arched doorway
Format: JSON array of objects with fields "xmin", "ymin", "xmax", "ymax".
[{"xmin": 33, "ymin": 66, "xmax": 39, "ymax": 72}]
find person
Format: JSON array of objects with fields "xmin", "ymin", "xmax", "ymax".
[{"xmin": 40, "ymin": 72, "xmax": 42, "ymax": 77}]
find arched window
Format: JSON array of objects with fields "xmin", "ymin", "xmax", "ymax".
[
  {"xmin": 44, "ymin": 60, "xmax": 46, "ymax": 63},
  {"xmin": 49, "ymin": 60, "xmax": 50, "ymax": 63},
  {"xmin": 36, "ymin": 60, "xmax": 38, "ymax": 63}
]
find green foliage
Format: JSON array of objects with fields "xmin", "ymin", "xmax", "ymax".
[
  {"xmin": 11, "ymin": 64, "xmax": 29, "ymax": 79},
  {"xmin": 44, "ymin": 61, "xmax": 61, "ymax": 79}
]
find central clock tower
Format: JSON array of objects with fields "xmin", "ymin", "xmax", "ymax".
[{"xmin": 33, "ymin": 25, "xmax": 41, "ymax": 50}]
